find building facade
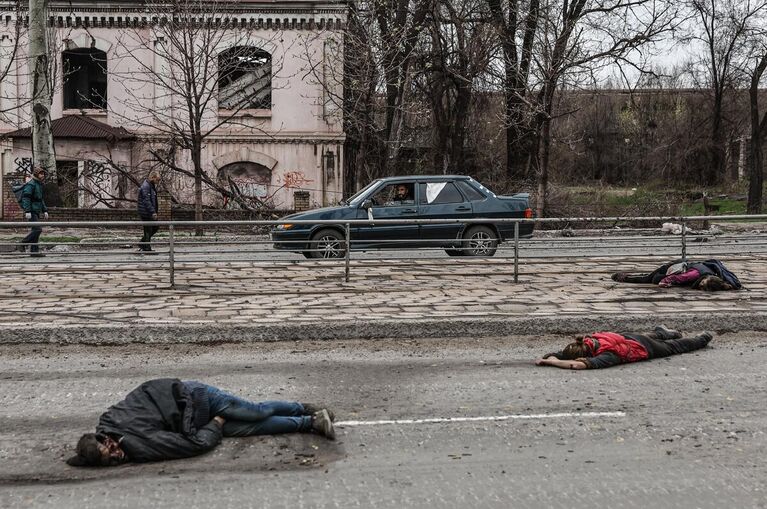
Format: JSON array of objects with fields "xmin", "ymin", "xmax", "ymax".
[{"xmin": 0, "ymin": 0, "xmax": 346, "ymax": 218}]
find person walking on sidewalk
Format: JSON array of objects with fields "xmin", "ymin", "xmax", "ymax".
[
  {"xmin": 66, "ymin": 378, "xmax": 336, "ymax": 466},
  {"xmin": 19, "ymin": 166, "xmax": 49, "ymax": 257},
  {"xmin": 535, "ymin": 326, "xmax": 713, "ymax": 370},
  {"xmin": 137, "ymin": 171, "xmax": 161, "ymax": 252}
]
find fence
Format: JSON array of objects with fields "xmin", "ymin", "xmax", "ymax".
[{"xmin": 1, "ymin": 215, "xmax": 766, "ymax": 288}]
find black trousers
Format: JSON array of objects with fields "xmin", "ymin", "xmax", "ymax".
[
  {"xmin": 622, "ymin": 262, "xmax": 675, "ymax": 284},
  {"xmin": 20, "ymin": 212, "xmax": 42, "ymax": 253},
  {"xmin": 139, "ymin": 218, "xmax": 159, "ymax": 251},
  {"xmin": 624, "ymin": 332, "xmax": 710, "ymax": 359}
]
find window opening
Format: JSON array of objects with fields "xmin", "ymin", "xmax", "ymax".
[
  {"xmin": 63, "ymin": 48, "xmax": 108, "ymax": 109},
  {"xmin": 370, "ymin": 183, "xmax": 415, "ymax": 207},
  {"xmin": 218, "ymin": 46, "xmax": 272, "ymax": 110},
  {"xmin": 421, "ymin": 182, "xmax": 464, "ymax": 204},
  {"xmin": 456, "ymin": 181, "xmax": 486, "ymax": 201}
]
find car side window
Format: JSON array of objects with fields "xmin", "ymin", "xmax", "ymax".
[
  {"xmin": 370, "ymin": 182, "xmax": 415, "ymax": 207},
  {"xmin": 420, "ymin": 182, "xmax": 465, "ymax": 205},
  {"xmin": 456, "ymin": 181, "xmax": 486, "ymax": 201}
]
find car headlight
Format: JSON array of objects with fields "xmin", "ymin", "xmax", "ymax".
[{"xmin": 276, "ymin": 224, "xmax": 294, "ymax": 230}]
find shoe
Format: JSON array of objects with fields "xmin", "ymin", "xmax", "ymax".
[
  {"xmin": 697, "ymin": 331, "xmax": 714, "ymax": 345},
  {"xmin": 302, "ymin": 403, "xmax": 335, "ymax": 422},
  {"xmin": 611, "ymin": 272, "xmax": 627, "ymax": 282},
  {"xmin": 30, "ymin": 252, "xmax": 46, "ymax": 258},
  {"xmin": 16, "ymin": 243, "xmax": 26, "ymax": 253},
  {"xmin": 654, "ymin": 325, "xmax": 681, "ymax": 340},
  {"xmin": 311, "ymin": 409, "xmax": 336, "ymax": 440}
]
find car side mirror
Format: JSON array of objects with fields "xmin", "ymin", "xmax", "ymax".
[{"xmin": 361, "ymin": 199, "xmax": 373, "ymax": 209}]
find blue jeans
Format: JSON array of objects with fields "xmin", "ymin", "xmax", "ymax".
[{"xmin": 184, "ymin": 382, "xmax": 311, "ymax": 437}]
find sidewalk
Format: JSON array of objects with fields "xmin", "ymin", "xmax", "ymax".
[{"xmin": 1, "ymin": 256, "xmax": 765, "ymax": 343}]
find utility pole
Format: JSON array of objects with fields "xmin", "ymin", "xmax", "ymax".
[{"xmin": 28, "ymin": 0, "xmax": 56, "ymax": 174}]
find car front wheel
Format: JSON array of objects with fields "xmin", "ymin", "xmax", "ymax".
[
  {"xmin": 309, "ymin": 229, "xmax": 346, "ymax": 259},
  {"xmin": 463, "ymin": 226, "xmax": 498, "ymax": 257}
]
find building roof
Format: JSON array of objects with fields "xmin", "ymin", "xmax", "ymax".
[{"xmin": 2, "ymin": 115, "xmax": 135, "ymax": 143}]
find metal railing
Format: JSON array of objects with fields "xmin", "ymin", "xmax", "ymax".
[{"xmin": 1, "ymin": 214, "xmax": 766, "ymax": 288}]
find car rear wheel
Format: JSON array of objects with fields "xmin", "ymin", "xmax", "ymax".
[
  {"xmin": 463, "ymin": 226, "xmax": 498, "ymax": 257},
  {"xmin": 309, "ymin": 229, "xmax": 346, "ymax": 259}
]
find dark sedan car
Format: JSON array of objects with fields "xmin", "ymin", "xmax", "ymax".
[{"xmin": 272, "ymin": 175, "xmax": 534, "ymax": 258}]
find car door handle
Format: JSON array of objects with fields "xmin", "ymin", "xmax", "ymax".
[
  {"xmin": 401, "ymin": 208, "xmax": 417, "ymax": 213},
  {"xmin": 455, "ymin": 206, "xmax": 471, "ymax": 211}
]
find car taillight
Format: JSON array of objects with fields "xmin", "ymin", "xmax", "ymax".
[{"xmin": 524, "ymin": 208, "xmax": 533, "ymax": 218}]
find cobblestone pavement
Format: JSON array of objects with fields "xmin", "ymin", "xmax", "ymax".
[
  {"xmin": 0, "ymin": 256, "xmax": 765, "ymax": 335},
  {"xmin": 0, "ymin": 335, "xmax": 765, "ymax": 508}
]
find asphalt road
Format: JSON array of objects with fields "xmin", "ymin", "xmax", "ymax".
[{"xmin": 1, "ymin": 333, "xmax": 765, "ymax": 508}]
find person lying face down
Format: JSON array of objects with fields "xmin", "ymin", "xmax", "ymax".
[
  {"xmin": 66, "ymin": 378, "xmax": 336, "ymax": 466},
  {"xmin": 611, "ymin": 259, "xmax": 740, "ymax": 291},
  {"xmin": 535, "ymin": 326, "xmax": 713, "ymax": 370}
]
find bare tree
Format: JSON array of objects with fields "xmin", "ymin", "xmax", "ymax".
[
  {"xmin": 414, "ymin": 0, "xmax": 496, "ymax": 174},
  {"xmin": 486, "ymin": 0, "xmax": 540, "ymax": 183},
  {"xmin": 686, "ymin": 0, "xmax": 767, "ymax": 185},
  {"xmin": 744, "ymin": 17, "xmax": 767, "ymax": 213},
  {"xmin": 108, "ymin": 0, "xmax": 286, "ymax": 232},
  {"xmin": 530, "ymin": 0, "xmax": 677, "ymax": 215},
  {"xmin": 747, "ymin": 51, "xmax": 766, "ymax": 212}
]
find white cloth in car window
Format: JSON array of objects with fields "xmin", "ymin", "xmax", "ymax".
[{"xmin": 426, "ymin": 182, "xmax": 447, "ymax": 204}]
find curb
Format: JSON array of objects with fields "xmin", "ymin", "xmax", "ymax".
[{"xmin": 2, "ymin": 312, "xmax": 765, "ymax": 345}]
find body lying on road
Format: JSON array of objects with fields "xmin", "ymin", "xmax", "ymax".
[
  {"xmin": 536, "ymin": 326, "xmax": 713, "ymax": 370},
  {"xmin": 66, "ymin": 378, "xmax": 336, "ymax": 467},
  {"xmin": 611, "ymin": 259, "xmax": 741, "ymax": 291}
]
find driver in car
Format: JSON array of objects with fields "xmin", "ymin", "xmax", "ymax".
[{"xmin": 384, "ymin": 184, "xmax": 414, "ymax": 206}]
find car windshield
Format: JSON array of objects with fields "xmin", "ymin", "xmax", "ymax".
[
  {"xmin": 468, "ymin": 177, "xmax": 495, "ymax": 198},
  {"xmin": 347, "ymin": 179, "xmax": 382, "ymax": 206}
]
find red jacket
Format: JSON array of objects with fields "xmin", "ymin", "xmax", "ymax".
[{"xmin": 585, "ymin": 332, "xmax": 649, "ymax": 363}]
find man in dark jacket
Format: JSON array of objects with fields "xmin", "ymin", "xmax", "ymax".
[
  {"xmin": 137, "ymin": 171, "xmax": 161, "ymax": 252},
  {"xmin": 19, "ymin": 166, "xmax": 49, "ymax": 257},
  {"xmin": 66, "ymin": 378, "xmax": 336, "ymax": 466}
]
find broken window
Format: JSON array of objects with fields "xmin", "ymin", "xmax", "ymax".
[
  {"xmin": 218, "ymin": 46, "xmax": 271, "ymax": 110},
  {"xmin": 421, "ymin": 182, "xmax": 464, "ymax": 205},
  {"xmin": 63, "ymin": 48, "xmax": 108, "ymax": 110}
]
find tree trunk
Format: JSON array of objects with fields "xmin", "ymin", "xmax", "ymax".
[
  {"xmin": 505, "ymin": 92, "xmax": 534, "ymax": 182},
  {"xmin": 29, "ymin": 0, "xmax": 56, "ymax": 175},
  {"xmin": 449, "ymin": 86, "xmax": 471, "ymax": 174},
  {"xmin": 747, "ymin": 55, "xmax": 767, "ymax": 214},
  {"xmin": 192, "ymin": 140, "xmax": 204, "ymax": 236},
  {"xmin": 536, "ymin": 114, "xmax": 551, "ymax": 218},
  {"xmin": 708, "ymin": 92, "xmax": 725, "ymax": 185}
]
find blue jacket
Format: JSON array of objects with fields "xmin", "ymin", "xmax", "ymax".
[
  {"xmin": 137, "ymin": 180, "xmax": 158, "ymax": 218},
  {"xmin": 20, "ymin": 178, "xmax": 47, "ymax": 214}
]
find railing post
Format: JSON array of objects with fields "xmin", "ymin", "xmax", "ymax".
[
  {"xmin": 514, "ymin": 221, "xmax": 520, "ymax": 283},
  {"xmin": 681, "ymin": 219, "xmax": 687, "ymax": 261},
  {"xmin": 168, "ymin": 224, "xmax": 176, "ymax": 288},
  {"xmin": 344, "ymin": 222, "xmax": 351, "ymax": 283}
]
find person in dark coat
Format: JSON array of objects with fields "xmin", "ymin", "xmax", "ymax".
[
  {"xmin": 535, "ymin": 326, "xmax": 713, "ymax": 370},
  {"xmin": 137, "ymin": 171, "xmax": 161, "ymax": 252},
  {"xmin": 611, "ymin": 259, "xmax": 740, "ymax": 291},
  {"xmin": 19, "ymin": 166, "xmax": 49, "ymax": 257},
  {"xmin": 65, "ymin": 378, "xmax": 336, "ymax": 466}
]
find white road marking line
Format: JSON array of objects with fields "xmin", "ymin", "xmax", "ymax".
[{"xmin": 336, "ymin": 411, "xmax": 626, "ymax": 427}]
